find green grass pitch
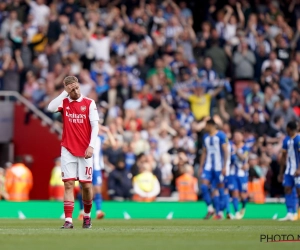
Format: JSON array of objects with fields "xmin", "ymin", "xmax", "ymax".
[{"xmin": 0, "ymin": 219, "xmax": 300, "ymax": 250}]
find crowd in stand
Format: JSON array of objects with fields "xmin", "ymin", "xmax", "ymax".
[{"xmin": 0, "ymin": 0, "xmax": 300, "ymax": 201}]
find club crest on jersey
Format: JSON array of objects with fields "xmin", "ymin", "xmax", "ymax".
[{"xmin": 80, "ymin": 106, "xmax": 86, "ymax": 112}]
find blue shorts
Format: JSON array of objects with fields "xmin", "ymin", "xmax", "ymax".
[
  {"xmin": 283, "ymin": 174, "xmax": 300, "ymax": 188},
  {"xmin": 224, "ymin": 175, "xmax": 233, "ymax": 190},
  {"xmin": 92, "ymin": 169, "xmax": 102, "ymax": 186},
  {"xmin": 201, "ymin": 169, "xmax": 224, "ymax": 188},
  {"xmin": 230, "ymin": 175, "xmax": 248, "ymax": 193}
]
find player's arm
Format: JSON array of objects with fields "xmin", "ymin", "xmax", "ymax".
[
  {"xmin": 85, "ymin": 101, "xmax": 100, "ymax": 159},
  {"xmin": 278, "ymin": 138, "xmax": 288, "ymax": 181},
  {"xmin": 295, "ymin": 139, "xmax": 300, "ymax": 176},
  {"xmin": 221, "ymin": 142, "xmax": 229, "ymax": 176},
  {"xmin": 199, "ymin": 147, "xmax": 206, "ymax": 177},
  {"xmin": 47, "ymin": 90, "xmax": 68, "ymax": 113},
  {"xmin": 241, "ymin": 149, "xmax": 249, "ymax": 171},
  {"xmin": 47, "ymin": 83, "xmax": 77, "ymax": 112},
  {"xmin": 100, "ymin": 126, "xmax": 116, "ymax": 147},
  {"xmin": 279, "ymin": 150, "xmax": 287, "ymax": 181},
  {"xmin": 236, "ymin": 149, "xmax": 247, "ymax": 161}
]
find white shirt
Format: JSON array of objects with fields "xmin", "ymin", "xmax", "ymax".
[
  {"xmin": 29, "ymin": 1, "xmax": 50, "ymax": 26},
  {"xmin": 90, "ymin": 37, "xmax": 110, "ymax": 62},
  {"xmin": 261, "ymin": 59, "xmax": 283, "ymax": 73}
]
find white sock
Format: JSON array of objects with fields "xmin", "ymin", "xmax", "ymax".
[
  {"xmin": 65, "ymin": 217, "xmax": 72, "ymax": 223},
  {"xmin": 208, "ymin": 205, "xmax": 214, "ymax": 213},
  {"xmin": 83, "ymin": 212, "xmax": 91, "ymax": 217}
]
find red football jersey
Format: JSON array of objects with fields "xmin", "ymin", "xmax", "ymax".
[{"xmin": 58, "ymin": 96, "xmax": 99, "ymax": 157}]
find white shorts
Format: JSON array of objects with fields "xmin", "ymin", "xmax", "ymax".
[{"xmin": 61, "ymin": 147, "xmax": 93, "ymax": 183}]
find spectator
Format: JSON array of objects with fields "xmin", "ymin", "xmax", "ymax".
[
  {"xmin": 176, "ymin": 164, "xmax": 198, "ymax": 201},
  {"xmin": 5, "ymin": 156, "xmax": 33, "ymax": 201},
  {"xmin": 132, "ymin": 162, "xmax": 160, "ymax": 202},
  {"xmin": 177, "ymin": 83, "xmax": 223, "ymax": 121},
  {"xmin": 233, "ymin": 39, "xmax": 256, "ymax": 79},
  {"xmin": 271, "ymin": 99, "xmax": 299, "ymax": 128},
  {"xmin": 108, "ymin": 158, "xmax": 133, "ymax": 201}
]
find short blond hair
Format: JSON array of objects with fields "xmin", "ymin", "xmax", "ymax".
[{"xmin": 63, "ymin": 76, "xmax": 78, "ymax": 86}]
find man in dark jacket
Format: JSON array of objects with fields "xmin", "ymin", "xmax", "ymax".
[{"xmin": 108, "ymin": 158, "xmax": 133, "ymax": 201}]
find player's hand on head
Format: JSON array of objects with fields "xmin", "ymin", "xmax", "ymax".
[
  {"xmin": 85, "ymin": 146, "xmax": 94, "ymax": 159},
  {"xmin": 64, "ymin": 82, "xmax": 76, "ymax": 94}
]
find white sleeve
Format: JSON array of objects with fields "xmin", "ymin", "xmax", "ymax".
[
  {"xmin": 47, "ymin": 90, "xmax": 68, "ymax": 112},
  {"xmin": 93, "ymin": 136, "xmax": 101, "ymax": 170},
  {"xmin": 89, "ymin": 120, "xmax": 99, "ymax": 149},
  {"xmin": 89, "ymin": 100, "xmax": 99, "ymax": 122},
  {"xmin": 147, "ymin": 177, "xmax": 161, "ymax": 197}
]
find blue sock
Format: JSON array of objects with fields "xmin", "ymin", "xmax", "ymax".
[
  {"xmin": 225, "ymin": 194, "xmax": 231, "ymax": 214},
  {"xmin": 292, "ymin": 188, "xmax": 297, "ymax": 213},
  {"xmin": 94, "ymin": 193, "xmax": 102, "ymax": 211},
  {"xmin": 212, "ymin": 196, "xmax": 220, "ymax": 214},
  {"xmin": 241, "ymin": 197, "xmax": 248, "ymax": 209},
  {"xmin": 219, "ymin": 188, "xmax": 225, "ymax": 211},
  {"xmin": 232, "ymin": 197, "xmax": 239, "ymax": 213},
  {"xmin": 201, "ymin": 184, "xmax": 212, "ymax": 206},
  {"xmin": 285, "ymin": 193, "xmax": 294, "ymax": 213},
  {"xmin": 78, "ymin": 192, "xmax": 83, "ymax": 210}
]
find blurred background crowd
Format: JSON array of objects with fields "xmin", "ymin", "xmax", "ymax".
[{"xmin": 0, "ymin": 0, "xmax": 300, "ymax": 201}]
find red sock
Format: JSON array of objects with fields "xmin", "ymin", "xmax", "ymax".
[
  {"xmin": 64, "ymin": 201, "xmax": 74, "ymax": 220},
  {"xmin": 83, "ymin": 199, "xmax": 93, "ymax": 214}
]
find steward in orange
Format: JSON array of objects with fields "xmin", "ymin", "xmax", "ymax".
[
  {"xmin": 176, "ymin": 165, "xmax": 198, "ymax": 201},
  {"xmin": 5, "ymin": 156, "xmax": 33, "ymax": 201}
]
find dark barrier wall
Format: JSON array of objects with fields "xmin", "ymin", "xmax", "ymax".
[{"xmin": 13, "ymin": 103, "xmax": 61, "ymax": 199}]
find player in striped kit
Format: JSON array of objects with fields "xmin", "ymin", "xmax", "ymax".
[
  {"xmin": 220, "ymin": 138, "xmax": 234, "ymax": 219},
  {"xmin": 278, "ymin": 121, "xmax": 300, "ymax": 221},
  {"xmin": 78, "ymin": 124, "xmax": 116, "ymax": 220},
  {"xmin": 230, "ymin": 131, "xmax": 250, "ymax": 220},
  {"xmin": 200, "ymin": 119, "xmax": 228, "ymax": 219}
]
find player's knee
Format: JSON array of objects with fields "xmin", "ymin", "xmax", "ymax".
[
  {"xmin": 94, "ymin": 185, "xmax": 102, "ymax": 193},
  {"xmin": 81, "ymin": 182, "xmax": 93, "ymax": 192},
  {"xmin": 232, "ymin": 190, "xmax": 239, "ymax": 197},
  {"xmin": 64, "ymin": 181, "xmax": 74, "ymax": 190}
]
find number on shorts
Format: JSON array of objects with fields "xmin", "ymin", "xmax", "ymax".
[{"xmin": 85, "ymin": 167, "xmax": 92, "ymax": 175}]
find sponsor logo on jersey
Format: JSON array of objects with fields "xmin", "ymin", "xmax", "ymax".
[
  {"xmin": 66, "ymin": 107, "xmax": 70, "ymax": 110},
  {"xmin": 65, "ymin": 111, "xmax": 86, "ymax": 123},
  {"xmin": 80, "ymin": 106, "xmax": 86, "ymax": 112},
  {"xmin": 65, "ymin": 111, "xmax": 86, "ymax": 119}
]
